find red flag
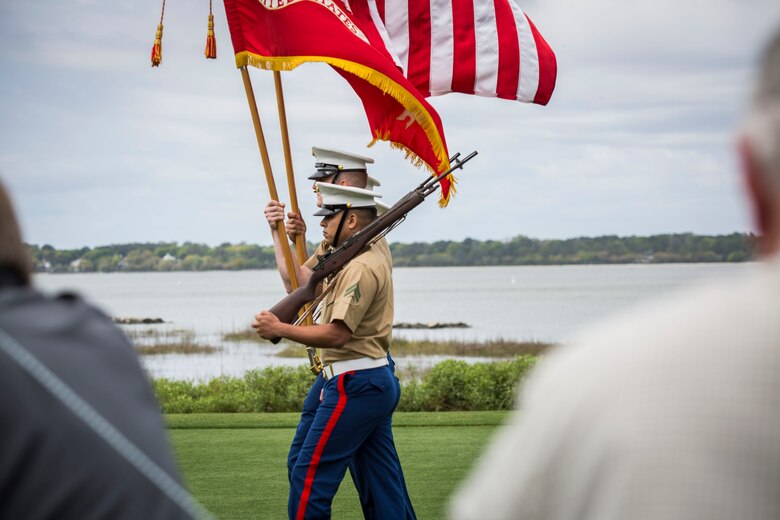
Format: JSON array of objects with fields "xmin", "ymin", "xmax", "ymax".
[
  {"xmin": 223, "ymin": 0, "xmax": 455, "ymax": 205},
  {"xmin": 358, "ymin": 0, "xmax": 557, "ymax": 104}
]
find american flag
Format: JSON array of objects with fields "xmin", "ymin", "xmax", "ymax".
[{"xmin": 355, "ymin": 0, "xmax": 557, "ymax": 105}]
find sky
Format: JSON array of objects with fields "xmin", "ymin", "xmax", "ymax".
[{"xmin": 2, "ymin": 1, "xmax": 780, "ymax": 249}]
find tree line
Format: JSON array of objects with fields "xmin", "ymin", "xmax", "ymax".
[{"xmin": 28, "ymin": 233, "xmax": 754, "ymax": 273}]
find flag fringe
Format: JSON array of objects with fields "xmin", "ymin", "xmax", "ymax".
[
  {"xmin": 236, "ymin": 50, "xmax": 451, "ymax": 202},
  {"xmin": 369, "ymin": 131, "xmax": 456, "ymax": 207}
]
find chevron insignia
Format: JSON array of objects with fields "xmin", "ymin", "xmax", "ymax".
[{"xmin": 343, "ymin": 282, "xmax": 361, "ymax": 303}]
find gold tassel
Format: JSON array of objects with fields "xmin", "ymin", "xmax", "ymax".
[
  {"xmin": 204, "ymin": 0, "xmax": 216, "ymax": 59},
  {"xmin": 151, "ymin": 0, "xmax": 166, "ymax": 67},
  {"xmin": 151, "ymin": 24, "xmax": 163, "ymax": 67}
]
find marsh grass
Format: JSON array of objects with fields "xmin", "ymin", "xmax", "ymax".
[
  {"xmin": 222, "ymin": 329, "xmax": 262, "ymax": 342},
  {"xmin": 124, "ymin": 328, "xmax": 220, "ymax": 356},
  {"xmin": 274, "ymin": 337, "xmax": 554, "ymax": 358},
  {"xmin": 136, "ymin": 343, "xmax": 219, "ymax": 355},
  {"xmin": 390, "ymin": 337, "xmax": 554, "ymax": 356},
  {"xmin": 124, "ymin": 328, "xmax": 194, "ymax": 340},
  {"xmin": 222, "ymin": 328, "xmax": 554, "ymax": 356},
  {"xmin": 136, "ymin": 326, "xmax": 553, "ymax": 358}
]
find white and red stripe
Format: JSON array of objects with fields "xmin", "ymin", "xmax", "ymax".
[
  {"xmin": 361, "ymin": 0, "xmax": 557, "ymax": 105},
  {"xmin": 295, "ymin": 372, "xmax": 351, "ymax": 520}
]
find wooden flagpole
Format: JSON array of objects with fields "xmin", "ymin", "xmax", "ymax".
[
  {"xmin": 273, "ymin": 71, "xmax": 308, "ymax": 266},
  {"xmin": 239, "ymin": 67, "xmax": 299, "ymax": 290},
  {"xmin": 273, "ymin": 71, "xmax": 317, "ymax": 334}
]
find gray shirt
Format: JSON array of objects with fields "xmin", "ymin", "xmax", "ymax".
[{"xmin": 0, "ymin": 286, "xmax": 193, "ymax": 519}]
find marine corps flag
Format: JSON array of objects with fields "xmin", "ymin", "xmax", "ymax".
[{"xmin": 223, "ymin": 0, "xmax": 455, "ymax": 205}]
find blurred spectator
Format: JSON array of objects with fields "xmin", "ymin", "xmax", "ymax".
[
  {"xmin": 451, "ymin": 27, "xmax": 780, "ymax": 520},
  {"xmin": 0, "ymin": 180, "xmax": 204, "ymax": 519}
]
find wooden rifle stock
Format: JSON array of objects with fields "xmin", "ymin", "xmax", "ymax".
[{"xmin": 266, "ymin": 151, "xmax": 477, "ymax": 341}]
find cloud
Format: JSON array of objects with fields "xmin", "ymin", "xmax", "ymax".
[{"xmin": 2, "ymin": 0, "xmax": 777, "ymax": 247}]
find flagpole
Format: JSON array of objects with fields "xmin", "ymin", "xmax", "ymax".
[
  {"xmin": 273, "ymin": 71, "xmax": 316, "ymax": 331},
  {"xmin": 273, "ymin": 71, "xmax": 308, "ymax": 266},
  {"xmin": 239, "ymin": 66, "xmax": 299, "ymax": 290}
]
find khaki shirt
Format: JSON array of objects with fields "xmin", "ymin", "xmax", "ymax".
[
  {"xmin": 318, "ymin": 241, "xmax": 394, "ymax": 363},
  {"xmin": 303, "ymin": 237, "xmax": 391, "ymax": 269}
]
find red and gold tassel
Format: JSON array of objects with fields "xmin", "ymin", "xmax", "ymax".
[
  {"xmin": 204, "ymin": 1, "xmax": 217, "ymax": 59},
  {"xmin": 151, "ymin": 0, "xmax": 166, "ymax": 67},
  {"xmin": 151, "ymin": 24, "xmax": 163, "ymax": 67}
]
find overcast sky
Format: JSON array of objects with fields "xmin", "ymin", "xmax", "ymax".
[{"xmin": 2, "ymin": 1, "xmax": 780, "ymax": 249}]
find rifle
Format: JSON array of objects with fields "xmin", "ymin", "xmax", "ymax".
[{"xmin": 268, "ymin": 151, "xmax": 477, "ymax": 342}]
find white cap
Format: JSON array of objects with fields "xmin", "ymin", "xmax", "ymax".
[
  {"xmin": 365, "ymin": 175, "xmax": 381, "ymax": 191},
  {"xmin": 313, "ymin": 183, "xmax": 382, "ymax": 216},
  {"xmin": 363, "ymin": 176, "xmax": 386, "ymax": 214},
  {"xmin": 309, "ymin": 147, "xmax": 374, "ymax": 180},
  {"xmin": 375, "ymin": 199, "xmax": 391, "ymax": 216}
]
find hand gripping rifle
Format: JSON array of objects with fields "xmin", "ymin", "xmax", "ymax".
[{"xmin": 268, "ymin": 151, "xmax": 478, "ymax": 345}]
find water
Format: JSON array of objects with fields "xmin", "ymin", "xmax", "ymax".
[{"xmin": 34, "ymin": 264, "xmax": 749, "ymax": 380}]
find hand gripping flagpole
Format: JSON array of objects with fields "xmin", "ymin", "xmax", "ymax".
[{"xmin": 240, "ymin": 66, "xmax": 322, "ymax": 374}]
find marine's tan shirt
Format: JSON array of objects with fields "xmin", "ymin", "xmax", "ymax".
[
  {"xmin": 316, "ymin": 240, "xmax": 394, "ymax": 363},
  {"xmin": 303, "ymin": 238, "xmax": 391, "ymax": 269}
]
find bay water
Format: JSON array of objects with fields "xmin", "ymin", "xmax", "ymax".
[{"xmin": 34, "ymin": 263, "xmax": 749, "ymax": 380}]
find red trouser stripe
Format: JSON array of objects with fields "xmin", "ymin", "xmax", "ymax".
[{"xmin": 296, "ymin": 372, "xmax": 351, "ymax": 520}]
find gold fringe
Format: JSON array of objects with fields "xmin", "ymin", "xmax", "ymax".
[
  {"xmin": 441, "ymin": 173, "xmax": 456, "ymax": 208},
  {"xmin": 368, "ymin": 130, "xmax": 456, "ymax": 207},
  {"xmin": 368, "ymin": 131, "xmax": 426, "ymax": 169},
  {"xmin": 236, "ymin": 50, "xmax": 452, "ymax": 193}
]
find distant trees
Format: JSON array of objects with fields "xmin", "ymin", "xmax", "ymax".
[
  {"xmin": 28, "ymin": 242, "xmax": 283, "ymax": 273},
  {"xmin": 389, "ymin": 233, "xmax": 755, "ymax": 267},
  {"xmin": 27, "ymin": 233, "xmax": 755, "ymax": 273}
]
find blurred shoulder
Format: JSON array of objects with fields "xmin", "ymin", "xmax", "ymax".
[{"xmin": 525, "ymin": 259, "xmax": 780, "ymax": 404}]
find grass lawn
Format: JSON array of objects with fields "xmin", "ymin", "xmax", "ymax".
[{"xmin": 167, "ymin": 411, "xmax": 509, "ymax": 519}]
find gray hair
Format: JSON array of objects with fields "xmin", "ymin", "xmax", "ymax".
[{"xmin": 743, "ymin": 27, "xmax": 780, "ymax": 192}]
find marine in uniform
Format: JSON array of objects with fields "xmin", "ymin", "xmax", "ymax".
[
  {"xmin": 262, "ymin": 149, "xmax": 412, "ymax": 519},
  {"xmin": 254, "ymin": 182, "xmax": 415, "ymax": 520}
]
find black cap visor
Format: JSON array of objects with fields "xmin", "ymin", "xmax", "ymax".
[
  {"xmin": 313, "ymin": 205, "xmax": 346, "ymax": 217},
  {"xmin": 308, "ymin": 164, "xmax": 340, "ymax": 180}
]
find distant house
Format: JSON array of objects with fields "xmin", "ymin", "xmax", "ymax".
[
  {"xmin": 161, "ymin": 253, "xmax": 177, "ymax": 263},
  {"xmin": 70, "ymin": 258, "xmax": 83, "ymax": 272},
  {"xmin": 38, "ymin": 260, "xmax": 52, "ymax": 272}
]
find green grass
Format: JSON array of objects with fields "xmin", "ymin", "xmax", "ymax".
[{"xmin": 168, "ymin": 412, "xmax": 509, "ymax": 519}]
